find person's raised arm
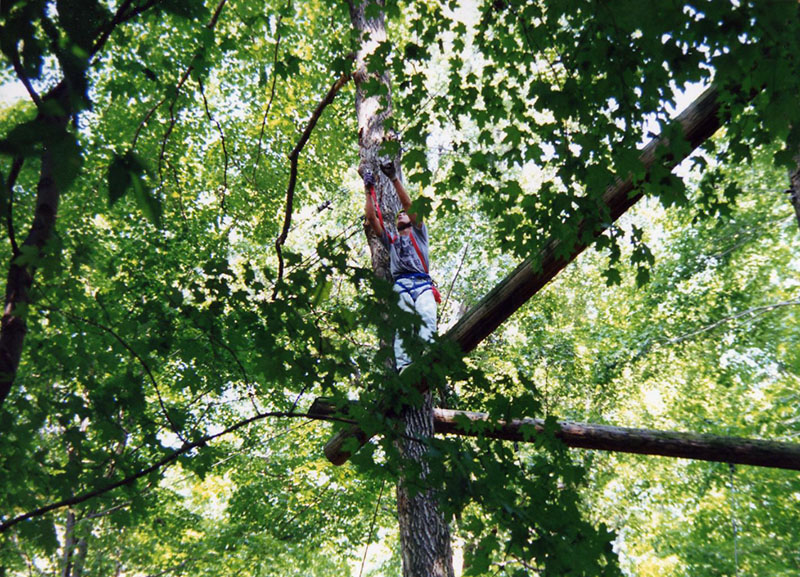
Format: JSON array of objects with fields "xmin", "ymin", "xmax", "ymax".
[
  {"xmin": 363, "ymin": 172, "xmax": 383, "ymax": 235},
  {"xmin": 381, "ymin": 159, "xmax": 419, "ymax": 225}
]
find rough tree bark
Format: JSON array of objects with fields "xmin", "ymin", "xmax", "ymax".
[
  {"xmin": 348, "ymin": 2, "xmax": 454, "ymax": 576},
  {"xmin": 789, "ymin": 152, "xmax": 800, "ymax": 230}
]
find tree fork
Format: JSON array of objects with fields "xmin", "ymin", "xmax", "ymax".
[
  {"xmin": 324, "ymin": 84, "xmax": 724, "ymax": 465},
  {"xmin": 310, "ymin": 399, "xmax": 800, "ymax": 471}
]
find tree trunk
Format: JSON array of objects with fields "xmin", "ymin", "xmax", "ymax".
[
  {"xmin": 789, "ymin": 152, "xmax": 800, "ymax": 230},
  {"xmin": 348, "ymin": 2, "xmax": 454, "ymax": 575},
  {"xmin": 60, "ymin": 510, "xmax": 77, "ymax": 577},
  {"xmin": 0, "ymin": 85, "xmax": 70, "ymax": 409},
  {"xmin": 323, "ymin": 84, "xmax": 726, "ymax": 466}
]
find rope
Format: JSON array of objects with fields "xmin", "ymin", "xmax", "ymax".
[{"xmin": 358, "ymin": 477, "xmax": 386, "ymax": 577}]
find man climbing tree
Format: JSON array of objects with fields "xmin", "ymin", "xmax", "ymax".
[{"xmin": 363, "ymin": 160, "xmax": 440, "ymax": 371}]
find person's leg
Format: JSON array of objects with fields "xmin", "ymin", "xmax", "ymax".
[
  {"xmin": 415, "ymin": 289, "xmax": 437, "ymax": 344},
  {"xmin": 394, "ymin": 289, "xmax": 416, "ymax": 371}
]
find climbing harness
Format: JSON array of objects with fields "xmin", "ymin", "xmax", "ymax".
[
  {"xmin": 368, "ymin": 184, "xmax": 442, "ymax": 303},
  {"xmin": 407, "ymin": 233, "xmax": 442, "ymax": 303},
  {"xmin": 395, "ymin": 272, "xmax": 436, "ymax": 301}
]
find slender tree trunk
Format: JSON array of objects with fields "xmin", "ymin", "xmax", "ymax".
[
  {"xmin": 348, "ymin": 2, "xmax": 454, "ymax": 575},
  {"xmin": 60, "ymin": 510, "xmax": 77, "ymax": 577},
  {"xmin": 72, "ymin": 538, "xmax": 88, "ymax": 577}
]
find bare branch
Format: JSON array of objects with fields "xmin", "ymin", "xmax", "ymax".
[
  {"xmin": 9, "ymin": 49, "xmax": 43, "ymax": 109},
  {"xmin": 131, "ymin": 0, "xmax": 229, "ymax": 152},
  {"xmin": 309, "ymin": 399, "xmax": 800, "ymax": 471},
  {"xmin": 44, "ymin": 307, "xmax": 188, "ymax": 443},
  {"xmin": 89, "ymin": 0, "xmax": 136, "ymax": 58},
  {"xmin": 0, "ymin": 409, "xmax": 335, "ymax": 533},
  {"xmin": 439, "ymin": 242, "xmax": 469, "ymax": 322},
  {"xmin": 197, "ymin": 77, "xmax": 229, "ymax": 210},
  {"xmin": 272, "ymin": 73, "xmax": 351, "ymax": 300}
]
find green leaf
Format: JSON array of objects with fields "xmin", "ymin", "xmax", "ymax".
[
  {"xmin": 106, "ymin": 152, "xmax": 160, "ymax": 226},
  {"xmin": 107, "ymin": 154, "xmax": 131, "ymax": 206},
  {"xmin": 131, "ymin": 173, "xmax": 162, "ymax": 227},
  {"xmin": 603, "ymin": 267, "xmax": 622, "ymax": 286},
  {"xmin": 48, "ymin": 129, "xmax": 83, "ymax": 190},
  {"xmin": 160, "ymin": 0, "xmax": 197, "ymax": 18}
]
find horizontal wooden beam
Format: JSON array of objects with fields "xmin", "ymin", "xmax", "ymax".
[
  {"xmin": 323, "ymin": 85, "xmax": 724, "ymax": 465},
  {"xmin": 310, "ymin": 399, "xmax": 800, "ymax": 471}
]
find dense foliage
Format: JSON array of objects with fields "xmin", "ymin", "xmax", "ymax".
[{"xmin": 0, "ymin": 0, "xmax": 798, "ymax": 575}]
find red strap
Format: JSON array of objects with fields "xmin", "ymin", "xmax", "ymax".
[
  {"xmin": 369, "ymin": 185, "xmax": 396, "ymax": 243},
  {"xmin": 409, "ymin": 232, "xmax": 441, "ymax": 303},
  {"xmin": 408, "ymin": 232, "xmax": 428, "ymax": 273}
]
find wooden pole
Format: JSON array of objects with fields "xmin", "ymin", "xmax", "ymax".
[
  {"xmin": 446, "ymin": 85, "xmax": 721, "ymax": 353},
  {"xmin": 310, "ymin": 399, "xmax": 800, "ymax": 471}
]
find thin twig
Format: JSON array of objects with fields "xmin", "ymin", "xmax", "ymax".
[
  {"xmin": 440, "ymin": 241, "xmax": 469, "ymax": 321},
  {"xmin": 253, "ymin": 13, "xmax": 285, "ymax": 181},
  {"xmin": 272, "ymin": 73, "xmax": 351, "ymax": 300},
  {"xmin": 666, "ymin": 297, "xmax": 800, "ymax": 345},
  {"xmin": 131, "ymin": 0, "xmax": 228, "ymax": 151},
  {"xmin": 197, "ymin": 77, "xmax": 229, "ymax": 210},
  {"xmin": 44, "ymin": 307, "xmax": 188, "ymax": 443},
  {"xmin": 276, "ymin": 480, "xmax": 332, "ymax": 536},
  {"xmin": 89, "ymin": 0, "xmax": 161, "ymax": 60},
  {"xmin": 0, "ymin": 409, "xmax": 348, "ymax": 533},
  {"xmin": 358, "ymin": 477, "xmax": 386, "ymax": 577}
]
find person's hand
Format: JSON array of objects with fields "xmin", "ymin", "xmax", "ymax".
[
  {"xmin": 379, "ymin": 159, "xmax": 397, "ymax": 181},
  {"xmin": 363, "ymin": 171, "xmax": 375, "ymax": 189}
]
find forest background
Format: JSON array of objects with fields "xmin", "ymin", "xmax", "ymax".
[{"xmin": 1, "ymin": 0, "xmax": 799, "ymax": 575}]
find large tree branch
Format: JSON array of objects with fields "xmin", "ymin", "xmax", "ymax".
[
  {"xmin": 10, "ymin": 48, "xmax": 43, "ymax": 109},
  {"xmin": 309, "ymin": 399, "xmax": 800, "ymax": 471},
  {"xmin": 0, "ymin": 97, "xmax": 70, "ymax": 408},
  {"xmin": 271, "ymin": 73, "xmax": 351, "ymax": 300},
  {"xmin": 447, "ymin": 85, "xmax": 722, "ymax": 353}
]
